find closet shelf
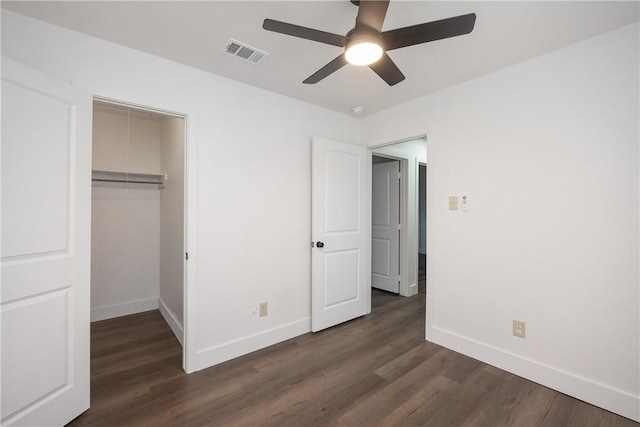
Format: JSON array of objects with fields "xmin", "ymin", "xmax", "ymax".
[{"xmin": 92, "ymin": 170, "xmax": 166, "ymax": 187}]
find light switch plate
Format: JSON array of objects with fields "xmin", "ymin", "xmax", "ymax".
[{"xmin": 449, "ymin": 196, "xmax": 459, "ymax": 211}]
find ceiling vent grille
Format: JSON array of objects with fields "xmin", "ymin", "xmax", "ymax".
[{"xmin": 222, "ymin": 39, "xmax": 270, "ymax": 64}]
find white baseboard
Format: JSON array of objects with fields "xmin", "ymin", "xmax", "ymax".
[
  {"xmin": 196, "ymin": 318, "xmax": 311, "ymax": 371},
  {"xmin": 429, "ymin": 326, "xmax": 640, "ymax": 422},
  {"xmin": 91, "ymin": 297, "xmax": 158, "ymax": 322},
  {"xmin": 159, "ymin": 297, "xmax": 184, "ymax": 346}
]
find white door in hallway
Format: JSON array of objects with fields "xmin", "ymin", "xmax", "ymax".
[
  {"xmin": 311, "ymin": 137, "xmax": 371, "ymax": 332},
  {"xmin": 371, "ymin": 160, "xmax": 400, "ymax": 293},
  {"xmin": 1, "ymin": 58, "xmax": 91, "ymax": 425}
]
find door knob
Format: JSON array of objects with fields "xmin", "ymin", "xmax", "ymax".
[{"xmin": 316, "ymin": 241, "xmax": 325, "ymax": 248}]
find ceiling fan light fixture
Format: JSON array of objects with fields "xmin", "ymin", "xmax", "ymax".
[{"xmin": 345, "ymin": 41, "xmax": 383, "ymax": 66}]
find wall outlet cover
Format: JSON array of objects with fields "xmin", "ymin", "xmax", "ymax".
[{"xmin": 513, "ymin": 320, "xmax": 526, "ymax": 338}]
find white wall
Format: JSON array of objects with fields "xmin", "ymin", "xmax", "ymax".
[
  {"xmin": 363, "ymin": 23, "xmax": 640, "ymax": 421},
  {"xmin": 90, "ymin": 106, "xmax": 162, "ymax": 321},
  {"xmin": 92, "ymin": 104, "xmax": 162, "ymax": 174},
  {"xmin": 159, "ymin": 115, "xmax": 185, "ymax": 345},
  {"xmin": 1, "ymin": 10, "xmax": 361, "ymax": 371},
  {"xmin": 373, "ymin": 138, "xmax": 427, "ymax": 296}
]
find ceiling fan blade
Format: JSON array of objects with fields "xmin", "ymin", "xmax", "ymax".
[
  {"xmin": 263, "ymin": 19, "xmax": 347, "ymax": 47},
  {"xmin": 382, "ymin": 13, "xmax": 476, "ymax": 51},
  {"xmin": 303, "ymin": 54, "xmax": 348, "ymax": 84},
  {"xmin": 355, "ymin": 0, "xmax": 390, "ymax": 33},
  {"xmin": 368, "ymin": 53, "xmax": 405, "ymax": 86}
]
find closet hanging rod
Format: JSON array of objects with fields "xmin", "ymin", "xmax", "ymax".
[
  {"xmin": 91, "ymin": 170, "xmax": 166, "ymax": 187},
  {"xmin": 92, "ymin": 178, "xmax": 162, "ymax": 185}
]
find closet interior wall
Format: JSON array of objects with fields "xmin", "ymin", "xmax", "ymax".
[{"xmin": 90, "ymin": 102, "xmax": 184, "ymax": 345}]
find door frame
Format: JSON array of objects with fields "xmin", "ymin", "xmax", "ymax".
[
  {"xmin": 370, "ymin": 141, "xmax": 423, "ymax": 298},
  {"xmin": 92, "ymin": 96, "xmax": 197, "ymax": 373},
  {"xmin": 418, "ymin": 162, "xmax": 427, "ymax": 257},
  {"xmin": 368, "ymin": 132, "xmax": 431, "ymax": 339}
]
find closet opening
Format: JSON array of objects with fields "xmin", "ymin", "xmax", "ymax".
[{"xmin": 90, "ymin": 98, "xmax": 187, "ymax": 373}]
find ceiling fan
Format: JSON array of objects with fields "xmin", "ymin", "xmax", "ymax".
[{"xmin": 263, "ymin": 0, "xmax": 476, "ymax": 86}]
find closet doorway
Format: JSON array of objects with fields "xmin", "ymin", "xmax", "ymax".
[{"xmin": 90, "ymin": 99, "xmax": 186, "ymax": 369}]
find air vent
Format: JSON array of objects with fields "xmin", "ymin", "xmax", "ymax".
[{"xmin": 222, "ymin": 39, "xmax": 270, "ymax": 64}]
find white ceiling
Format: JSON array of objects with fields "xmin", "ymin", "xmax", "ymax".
[{"xmin": 3, "ymin": 1, "xmax": 638, "ymax": 116}]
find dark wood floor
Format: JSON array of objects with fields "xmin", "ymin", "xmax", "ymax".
[{"xmin": 70, "ymin": 264, "xmax": 637, "ymax": 426}]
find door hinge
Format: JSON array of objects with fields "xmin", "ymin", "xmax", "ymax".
[
  {"xmin": 185, "ymin": 252, "xmax": 189, "ymax": 260},
  {"xmin": 398, "ymin": 172, "xmax": 401, "ymax": 179},
  {"xmin": 398, "ymin": 224, "xmax": 401, "ymax": 230}
]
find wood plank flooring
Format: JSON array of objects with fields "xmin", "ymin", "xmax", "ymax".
[{"xmin": 70, "ymin": 268, "xmax": 637, "ymax": 426}]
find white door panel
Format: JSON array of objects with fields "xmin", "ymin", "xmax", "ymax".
[
  {"xmin": 2, "ymin": 290, "xmax": 71, "ymax": 419},
  {"xmin": 1, "ymin": 57, "xmax": 91, "ymax": 426},
  {"xmin": 324, "ymin": 150, "xmax": 360, "ymax": 232},
  {"xmin": 372, "ymin": 161, "xmax": 400, "ymax": 293},
  {"xmin": 2, "ymin": 81, "xmax": 71, "ymax": 258},
  {"xmin": 324, "ymin": 249, "xmax": 360, "ymax": 306},
  {"xmin": 311, "ymin": 138, "xmax": 370, "ymax": 332},
  {"xmin": 371, "ymin": 239, "xmax": 391, "ymax": 275}
]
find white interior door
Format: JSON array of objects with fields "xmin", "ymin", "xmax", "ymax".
[
  {"xmin": 1, "ymin": 58, "xmax": 92, "ymax": 426},
  {"xmin": 372, "ymin": 160, "xmax": 400, "ymax": 293},
  {"xmin": 311, "ymin": 137, "xmax": 370, "ymax": 332}
]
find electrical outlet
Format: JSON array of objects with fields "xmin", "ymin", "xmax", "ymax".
[
  {"xmin": 259, "ymin": 302, "xmax": 268, "ymax": 317},
  {"xmin": 251, "ymin": 306, "xmax": 258, "ymax": 316},
  {"xmin": 513, "ymin": 320, "xmax": 526, "ymax": 339}
]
